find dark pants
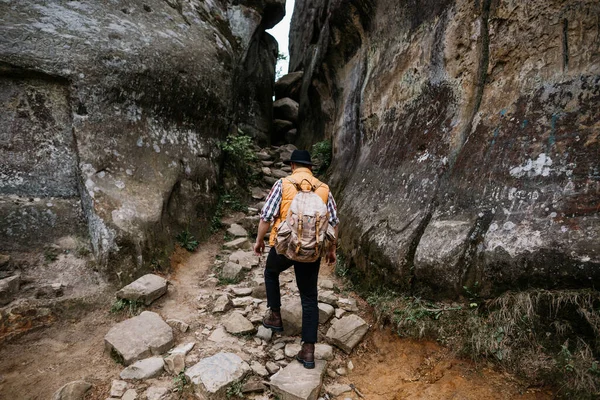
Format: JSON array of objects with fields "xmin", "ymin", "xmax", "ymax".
[{"xmin": 264, "ymin": 247, "xmax": 320, "ymax": 343}]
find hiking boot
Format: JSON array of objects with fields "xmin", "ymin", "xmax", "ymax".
[
  {"xmin": 296, "ymin": 342, "xmax": 315, "ymax": 369},
  {"xmin": 262, "ymin": 309, "xmax": 283, "ymax": 332}
]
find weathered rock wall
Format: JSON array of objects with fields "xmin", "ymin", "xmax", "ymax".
[
  {"xmin": 290, "ymin": 0, "xmax": 600, "ymax": 298},
  {"xmin": 0, "ymin": 0, "xmax": 282, "ymax": 283}
]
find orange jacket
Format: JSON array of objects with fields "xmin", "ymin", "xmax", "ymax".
[{"xmin": 269, "ymin": 167, "xmax": 329, "ymax": 246}]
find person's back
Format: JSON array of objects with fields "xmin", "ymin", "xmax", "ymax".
[{"xmin": 254, "ymin": 150, "xmax": 339, "ymax": 369}]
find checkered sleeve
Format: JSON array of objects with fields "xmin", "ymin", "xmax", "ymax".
[
  {"xmin": 327, "ymin": 191, "xmax": 339, "ymax": 227},
  {"xmin": 260, "ymin": 179, "xmax": 283, "ymax": 222}
]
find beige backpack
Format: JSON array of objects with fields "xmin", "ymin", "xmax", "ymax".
[{"xmin": 275, "ymin": 178, "xmax": 335, "ymax": 263}]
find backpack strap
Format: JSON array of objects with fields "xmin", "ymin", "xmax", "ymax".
[{"xmin": 287, "ymin": 177, "xmax": 322, "ymax": 192}]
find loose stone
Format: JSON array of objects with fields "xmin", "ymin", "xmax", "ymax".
[
  {"xmin": 119, "ymin": 357, "xmax": 164, "ymax": 380},
  {"xmin": 116, "ymin": 274, "xmax": 168, "ymax": 306}
]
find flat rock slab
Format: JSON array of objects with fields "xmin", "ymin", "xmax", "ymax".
[
  {"xmin": 326, "ymin": 314, "xmax": 368, "ymax": 354},
  {"xmin": 227, "ymin": 224, "xmax": 248, "ymax": 237},
  {"xmin": 185, "ymin": 352, "xmax": 250, "ymax": 396},
  {"xmin": 224, "ymin": 237, "xmax": 252, "ymax": 250},
  {"xmin": 116, "ymin": 274, "xmax": 167, "ymax": 306},
  {"xmin": 270, "ymin": 360, "xmax": 326, "ymax": 400},
  {"xmin": 105, "ymin": 311, "xmax": 174, "ymax": 365},
  {"xmin": 223, "ymin": 312, "xmax": 255, "ymax": 335},
  {"xmin": 119, "ymin": 356, "xmax": 164, "ymax": 380},
  {"xmin": 229, "ymin": 250, "xmax": 259, "ymax": 269},
  {"xmin": 52, "ymin": 380, "xmax": 92, "ymax": 400},
  {"xmin": 231, "ymin": 287, "xmax": 253, "ymax": 296}
]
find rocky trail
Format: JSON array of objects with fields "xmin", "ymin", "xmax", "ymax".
[{"xmin": 0, "ymin": 145, "xmax": 553, "ymax": 400}]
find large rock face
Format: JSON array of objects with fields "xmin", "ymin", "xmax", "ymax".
[
  {"xmin": 0, "ymin": 1, "xmax": 282, "ymax": 282},
  {"xmin": 290, "ymin": 0, "xmax": 600, "ymax": 297}
]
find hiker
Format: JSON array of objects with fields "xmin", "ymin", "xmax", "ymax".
[{"xmin": 253, "ymin": 149, "xmax": 339, "ymax": 369}]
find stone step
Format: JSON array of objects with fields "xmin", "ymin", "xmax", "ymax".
[{"xmin": 270, "ymin": 360, "xmax": 327, "ymax": 400}]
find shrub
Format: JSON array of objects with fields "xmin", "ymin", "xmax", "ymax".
[
  {"xmin": 176, "ymin": 230, "xmax": 199, "ymax": 252},
  {"xmin": 312, "ymin": 140, "xmax": 333, "ymax": 176}
]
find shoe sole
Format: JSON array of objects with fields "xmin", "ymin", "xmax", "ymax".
[
  {"xmin": 296, "ymin": 355, "xmax": 315, "ymax": 369},
  {"xmin": 262, "ymin": 321, "xmax": 284, "ymax": 332}
]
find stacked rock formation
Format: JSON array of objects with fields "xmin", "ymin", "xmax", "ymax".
[{"xmin": 272, "ymin": 71, "xmax": 303, "ymax": 144}]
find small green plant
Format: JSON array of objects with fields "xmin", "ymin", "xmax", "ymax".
[
  {"xmin": 226, "ymin": 380, "xmax": 244, "ymax": 399},
  {"xmin": 220, "ymin": 131, "xmax": 255, "ymax": 163},
  {"xmin": 111, "ymin": 298, "xmax": 144, "ymax": 316},
  {"xmin": 173, "ymin": 370, "xmax": 192, "ymax": 397},
  {"xmin": 218, "ymin": 275, "xmax": 243, "ymax": 286},
  {"xmin": 312, "ymin": 140, "xmax": 333, "ymax": 176},
  {"xmin": 176, "ymin": 230, "xmax": 199, "ymax": 252},
  {"xmin": 334, "ymin": 252, "xmax": 348, "ymax": 277}
]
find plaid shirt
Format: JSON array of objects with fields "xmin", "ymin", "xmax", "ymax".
[{"xmin": 260, "ymin": 179, "xmax": 340, "ymax": 227}]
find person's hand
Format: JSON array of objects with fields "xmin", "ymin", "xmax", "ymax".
[
  {"xmin": 326, "ymin": 247, "xmax": 337, "ymax": 265},
  {"xmin": 254, "ymin": 239, "xmax": 265, "ymax": 256}
]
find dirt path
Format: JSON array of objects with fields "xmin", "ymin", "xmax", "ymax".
[{"xmin": 0, "ymin": 230, "xmax": 552, "ymax": 400}]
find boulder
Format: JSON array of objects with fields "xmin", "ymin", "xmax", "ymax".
[
  {"xmin": 291, "ymin": 0, "xmax": 600, "ymax": 298},
  {"xmin": 326, "ymin": 315, "xmax": 368, "ymax": 354},
  {"xmin": 185, "ymin": 353, "xmax": 251, "ymax": 397},
  {"xmin": 116, "ymin": 274, "xmax": 167, "ymax": 306},
  {"xmin": 280, "ymin": 298, "xmax": 303, "ymax": 336},
  {"xmin": 223, "ymin": 312, "xmax": 255, "ymax": 335},
  {"xmin": 270, "ymin": 360, "xmax": 327, "ymax": 400},
  {"xmin": 52, "ymin": 380, "xmax": 92, "ymax": 400},
  {"xmin": 0, "ymin": 0, "xmax": 284, "ymax": 280},
  {"xmin": 271, "ymin": 169, "xmax": 288, "ymax": 179},
  {"xmin": 273, "ymin": 98, "xmax": 299, "ymax": 123},
  {"xmin": 119, "ymin": 357, "xmax": 164, "ymax": 380},
  {"xmin": 317, "ymin": 303, "xmax": 335, "ymax": 324},
  {"xmin": 274, "ymin": 71, "xmax": 304, "ymax": 101},
  {"xmin": 227, "ymin": 224, "xmax": 248, "ymax": 238},
  {"xmin": 0, "ymin": 274, "xmax": 20, "ymax": 306},
  {"xmin": 104, "ymin": 311, "xmax": 174, "ymax": 365},
  {"xmin": 273, "ymin": 119, "xmax": 294, "ymax": 138},
  {"xmin": 317, "ymin": 291, "xmax": 337, "ymax": 306},
  {"xmin": 223, "ymin": 238, "xmax": 252, "ymax": 251},
  {"xmin": 221, "ymin": 262, "xmax": 244, "ymax": 281}
]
